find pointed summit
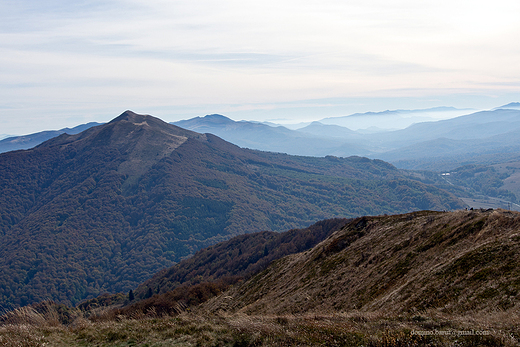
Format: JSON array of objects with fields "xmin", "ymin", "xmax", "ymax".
[
  {"xmin": 43, "ymin": 111, "xmax": 204, "ymax": 148},
  {"xmin": 108, "ymin": 110, "xmax": 198, "ymax": 136},
  {"xmin": 110, "ymin": 110, "xmax": 147, "ymax": 123},
  {"xmin": 39, "ymin": 111, "xmax": 207, "ymax": 176}
]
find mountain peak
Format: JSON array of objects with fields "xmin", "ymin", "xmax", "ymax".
[
  {"xmin": 202, "ymin": 114, "xmax": 234, "ymax": 124},
  {"xmin": 109, "ymin": 110, "xmax": 170, "ymax": 129},
  {"xmin": 110, "ymin": 110, "xmax": 147, "ymax": 123},
  {"xmin": 39, "ymin": 111, "xmax": 207, "ymax": 176}
]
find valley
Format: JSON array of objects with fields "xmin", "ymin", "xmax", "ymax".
[
  {"xmin": 175, "ymin": 105, "xmax": 520, "ymax": 215},
  {"xmin": 4, "ymin": 0, "xmax": 520, "ymax": 344},
  {"xmin": 0, "ymin": 111, "xmax": 463, "ymax": 310},
  {"xmin": 2, "ymin": 106, "xmax": 520, "ymax": 346}
]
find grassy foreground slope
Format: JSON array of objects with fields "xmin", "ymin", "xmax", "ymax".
[
  {"xmin": 204, "ymin": 209, "xmax": 520, "ymax": 316},
  {"xmin": 2, "ymin": 308, "xmax": 517, "ymax": 346},
  {"xmin": 2, "ymin": 210, "xmax": 520, "ymax": 346}
]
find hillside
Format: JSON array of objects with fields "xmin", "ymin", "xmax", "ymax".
[
  {"xmin": 203, "ymin": 209, "xmax": 520, "ymax": 315},
  {"xmin": 3, "ymin": 210, "xmax": 520, "ymax": 346},
  {"xmin": 173, "ymin": 114, "xmax": 369, "ymax": 157},
  {"xmin": 173, "ymin": 109, "xmax": 520, "ymax": 171},
  {"xmin": 75, "ymin": 218, "xmax": 349, "ymax": 315},
  {"xmin": 319, "ymin": 106, "xmax": 471, "ymax": 131},
  {"xmin": 0, "ymin": 122, "xmax": 101, "ymax": 153},
  {"xmin": 0, "ymin": 111, "xmax": 464, "ymax": 309},
  {"xmin": 132, "ymin": 218, "xmax": 349, "ymax": 299}
]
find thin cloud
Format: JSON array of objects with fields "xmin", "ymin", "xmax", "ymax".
[{"xmin": 0, "ymin": 0, "xmax": 519, "ymax": 133}]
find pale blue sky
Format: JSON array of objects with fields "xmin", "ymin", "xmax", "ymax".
[{"xmin": 1, "ymin": 0, "xmax": 519, "ymax": 134}]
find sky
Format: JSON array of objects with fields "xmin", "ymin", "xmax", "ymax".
[{"xmin": 1, "ymin": 0, "xmax": 520, "ymax": 135}]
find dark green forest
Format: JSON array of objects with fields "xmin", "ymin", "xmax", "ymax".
[{"xmin": 0, "ymin": 111, "xmax": 465, "ymax": 309}]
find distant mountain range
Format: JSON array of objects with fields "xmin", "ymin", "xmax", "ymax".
[
  {"xmin": 171, "ymin": 108, "xmax": 482, "ymax": 158},
  {"xmin": 173, "ymin": 114, "xmax": 369, "ymax": 157},
  {"xmin": 318, "ymin": 106, "xmax": 474, "ymax": 131},
  {"xmin": 0, "ymin": 111, "xmax": 463, "ymax": 309},
  {"xmin": 4, "ymin": 104, "xmax": 520, "ymax": 207},
  {"xmin": 494, "ymin": 102, "xmax": 520, "ymax": 110},
  {"xmin": 3, "ymin": 104, "xmax": 520, "ymax": 180},
  {"xmin": 375, "ymin": 108, "xmax": 520, "ymax": 168},
  {"xmin": 285, "ymin": 121, "xmax": 363, "ymax": 139},
  {"xmin": 0, "ymin": 122, "xmax": 102, "ymax": 153},
  {"xmin": 173, "ymin": 106, "xmax": 520, "ymax": 171},
  {"xmin": 171, "ymin": 105, "xmax": 520, "ymax": 210},
  {"xmin": 4, "ymin": 104, "xmax": 520, "ymax": 171}
]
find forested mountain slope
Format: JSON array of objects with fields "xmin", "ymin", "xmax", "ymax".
[
  {"xmin": 78, "ymin": 218, "xmax": 350, "ymax": 314},
  {"xmin": 0, "ymin": 111, "xmax": 463, "ymax": 309},
  {"xmin": 132, "ymin": 218, "xmax": 349, "ymax": 299}
]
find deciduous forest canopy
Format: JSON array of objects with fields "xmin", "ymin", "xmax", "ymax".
[{"xmin": 0, "ymin": 111, "xmax": 464, "ymax": 309}]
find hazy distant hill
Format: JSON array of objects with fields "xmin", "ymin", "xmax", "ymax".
[
  {"xmin": 6, "ymin": 106, "xmax": 520, "ymax": 167},
  {"xmin": 203, "ymin": 209, "xmax": 520, "ymax": 315},
  {"xmin": 173, "ymin": 114, "xmax": 369, "ymax": 156},
  {"xmin": 173, "ymin": 108, "xmax": 520, "ymax": 168},
  {"xmin": 319, "ymin": 106, "xmax": 472, "ymax": 131},
  {"xmin": 495, "ymin": 102, "xmax": 520, "ymax": 110},
  {"xmin": 374, "ymin": 109, "xmax": 520, "ymax": 148},
  {"xmin": 295, "ymin": 121, "xmax": 363, "ymax": 139},
  {"xmin": 0, "ymin": 111, "xmax": 463, "ymax": 309},
  {"xmin": 0, "ymin": 122, "xmax": 102, "ymax": 153},
  {"xmin": 380, "ymin": 129, "xmax": 520, "ymax": 167},
  {"xmin": 376, "ymin": 109, "xmax": 520, "ymax": 169}
]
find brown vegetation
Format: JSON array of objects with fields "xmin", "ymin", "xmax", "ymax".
[
  {"xmin": 0, "ymin": 112, "xmax": 464, "ymax": 309},
  {"xmin": 134, "ymin": 218, "xmax": 349, "ymax": 298},
  {"xmin": 203, "ymin": 209, "xmax": 520, "ymax": 316},
  {"xmin": 2, "ymin": 209, "xmax": 520, "ymax": 346},
  {"xmin": 1, "ymin": 302, "xmax": 518, "ymax": 346},
  {"xmin": 75, "ymin": 218, "xmax": 348, "ymax": 321}
]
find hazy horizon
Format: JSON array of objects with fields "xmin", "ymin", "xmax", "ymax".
[{"xmin": 2, "ymin": 0, "xmax": 519, "ymax": 134}]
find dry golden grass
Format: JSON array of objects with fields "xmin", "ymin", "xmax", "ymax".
[
  {"xmin": 1, "ymin": 307, "xmax": 518, "ymax": 346},
  {"xmin": 203, "ymin": 209, "xmax": 520, "ymax": 318}
]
